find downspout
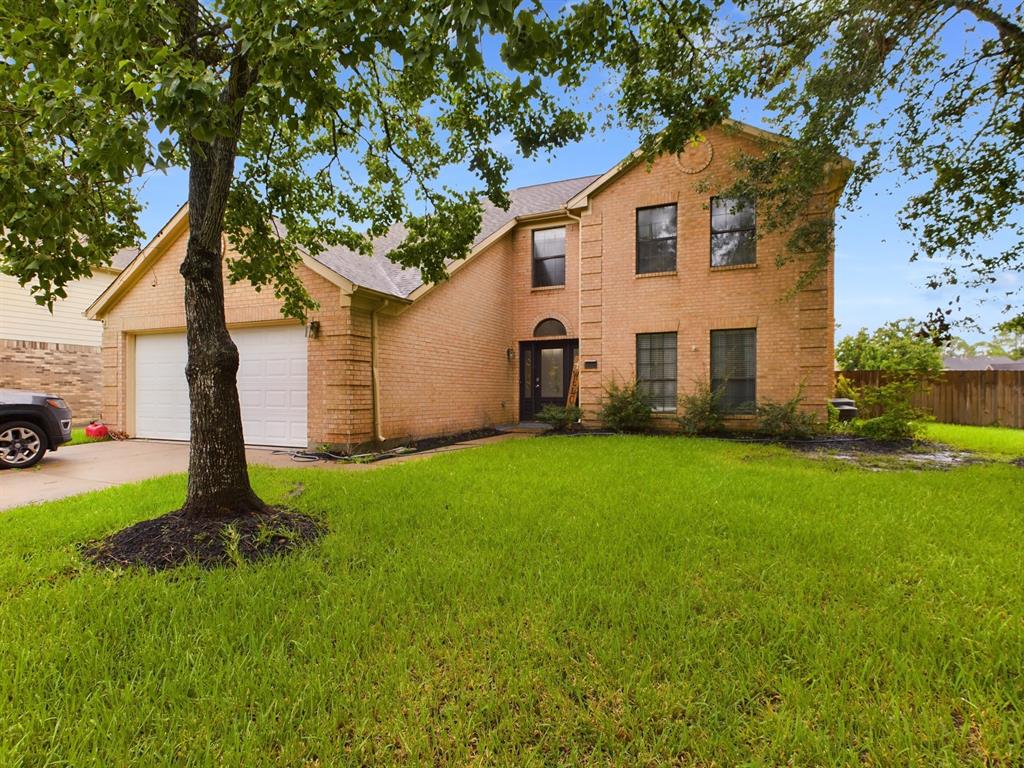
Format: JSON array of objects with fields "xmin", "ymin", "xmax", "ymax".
[
  {"xmin": 370, "ymin": 299, "xmax": 390, "ymax": 444},
  {"xmin": 565, "ymin": 207, "xmax": 584, "ymax": 415}
]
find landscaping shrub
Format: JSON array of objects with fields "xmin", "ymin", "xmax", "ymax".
[
  {"xmin": 825, "ymin": 402, "xmax": 851, "ymax": 435},
  {"xmin": 834, "ymin": 373, "xmax": 858, "ymax": 401},
  {"xmin": 536, "ymin": 405, "xmax": 582, "ymax": 432},
  {"xmin": 756, "ymin": 390, "xmax": 820, "ymax": 439},
  {"xmin": 599, "ymin": 379, "xmax": 652, "ymax": 433},
  {"xmin": 849, "ymin": 379, "xmax": 928, "ymax": 441},
  {"xmin": 677, "ymin": 380, "xmax": 724, "ymax": 435},
  {"xmin": 853, "ymin": 411, "xmax": 922, "ymax": 441}
]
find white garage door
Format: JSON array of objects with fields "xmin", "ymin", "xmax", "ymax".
[{"xmin": 134, "ymin": 325, "xmax": 307, "ymax": 447}]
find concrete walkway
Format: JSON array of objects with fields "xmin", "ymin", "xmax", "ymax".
[{"xmin": 0, "ymin": 434, "xmax": 523, "ymax": 511}]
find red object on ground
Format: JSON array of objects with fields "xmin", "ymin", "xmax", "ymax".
[{"xmin": 85, "ymin": 422, "xmax": 109, "ymax": 438}]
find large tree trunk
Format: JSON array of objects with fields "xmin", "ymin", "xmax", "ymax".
[{"xmin": 178, "ymin": 134, "xmax": 266, "ymax": 518}]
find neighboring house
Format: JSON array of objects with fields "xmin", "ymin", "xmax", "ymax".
[
  {"xmin": 0, "ymin": 248, "xmax": 138, "ymax": 423},
  {"xmin": 87, "ymin": 122, "xmax": 846, "ymax": 450},
  {"xmin": 943, "ymin": 355, "xmax": 1024, "ymax": 372}
]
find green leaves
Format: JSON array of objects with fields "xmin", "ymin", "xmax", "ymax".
[
  {"xmin": 0, "ymin": 0, "xmax": 599, "ymax": 317},
  {"xmin": 836, "ymin": 319, "xmax": 944, "ymax": 375},
  {"xmin": 572, "ymin": 0, "xmax": 1024, "ymax": 328}
]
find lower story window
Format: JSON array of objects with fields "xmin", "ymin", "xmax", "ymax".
[
  {"xmin": 637, "ymin": 332, "xmax": 677, "ymax": 412},
  {"xmin": 711, "ymin": 328, "xmax": 756, "ymax": 413}
]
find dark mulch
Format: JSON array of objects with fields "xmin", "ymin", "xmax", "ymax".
[
  {"xmin": 82, "ymin": 506, "xmax": 325, "ymax": 571},
  {"xmin": 1012, "ymin": 457, "xmax": 1024, "ymax": 469},
  {"xmin": 275, "ymin": 428, "xmax": 504, "ymax": 463},
  {"xmin": 552, "ymin": 427, "xmax": 924, "ymax": 454},
  {"xmin": 777, "ymin": 436, "xmax": 920, "ymax": 453},
  {"xmin": 405, "ymin": 427, "xmax": 502, "ymax": 453}
]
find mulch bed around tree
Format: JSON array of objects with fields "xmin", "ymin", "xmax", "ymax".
[{"xmin": 82, "ymin": 506, "xmax": 325, "ymax": 571}]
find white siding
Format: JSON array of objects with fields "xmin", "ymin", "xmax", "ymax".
[{"xmin": 0, "ymin": 272, "xmax": 115, "ymax": 346}]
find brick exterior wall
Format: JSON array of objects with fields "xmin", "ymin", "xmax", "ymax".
[
  {"xmin": 0, "ymin": 338, "xmax": 102, "ymax": 425},
  {"xmin": 570, "ymin": 125, "xmax": 836, "ymax": 427},
  {"xmin": 375, "ymin": 237, "xmax": 516, "ymax": 442},
  {"xmin": 96, "ymin": 125, "xmax": 839, "ymax": 448}
]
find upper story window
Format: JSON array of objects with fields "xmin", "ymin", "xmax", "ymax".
[
  {"xmin": 636, "ymin": 204, "xmax": 677, "ymax": 274},
  {"xmin": 710, "ymin": 197, "xmax": 756, "ymax": 267},
  {"xmin": 637, "ymin": 332, "xmax": 677, "ymax": 412},
  {"xmin": 711, "ymin": 328, "xmax": 756, "ymax": 413},
  {"xmin": 532, "ymin": 227, "xmax": 566, "ymax": 288}
]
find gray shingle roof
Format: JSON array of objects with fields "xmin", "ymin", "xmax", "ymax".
[
  {"xmin": 110, "ymin": 246, "xmax": 140, "ymax": 271},
  {"xmin": 311, "ymin": 174, "xmax": 600, "ymax": 298},
  {"xmin": 943, "ymin": 355, "xmax": 1024, "ymax": 371}
]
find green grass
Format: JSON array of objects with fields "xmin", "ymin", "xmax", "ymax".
[
  {"xmin": 0, "ymin": 437, "xmax": 1021, "ymax": 766},
  {"xmin": 67, "ymin": 427, "xmax": 110, "ymax": 446},
  {"xmin": 923, "ymin": 422, "xmax": 1024, "ymax": 457}
]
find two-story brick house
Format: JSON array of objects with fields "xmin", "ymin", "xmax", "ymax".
[{"xmin": 88, "ymin": 122, "xmax": 847, "ymax": 449}]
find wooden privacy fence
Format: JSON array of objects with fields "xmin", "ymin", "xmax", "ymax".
[{"xmin": 844, "ymin": 370, "xmax": 1024, "ymax": 428}]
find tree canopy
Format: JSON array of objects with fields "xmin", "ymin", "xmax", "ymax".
[
  {"xmin": 836, "ymin": 319, "xmax": 945, "ymax": 373},
  {"xmin": 0, "ymin": 0, "xmax": 612, "ymax": 518},
  {"xmin": 0, "ymin": 0, "xmax": 588, "ymax": 316},
  {"xmin": 560, "ymin": 0, "xmax": 1024, "ymax": 327}
]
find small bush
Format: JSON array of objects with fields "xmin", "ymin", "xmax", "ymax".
[
  {"xmin": 599, "ymin": 380, "xmax": 652, "ymax": 433},
  {"xmin": 834, "ymin": 374, "xmax": 859, "ymax": 401},
  {"xmin": 852, "ymin": 411, "xmax": 923, "ymax": 441},
  {"xmin": 849, "ymin": 377, "xmax": 927, "ymax": 441},
  {"xmin": 536, "ymin": 404, "xmax": 583, "ymax": 432},
  {"xmin": 825, "ymin": 402, "xmax": 852, "ymax": 435},
  {"xmin": 756, "ymin": 390, "xmax": 820, "ymax": 439},
  {"xmin": 677, "ymin": 380, "xmax": 724, "ymax": 435}
]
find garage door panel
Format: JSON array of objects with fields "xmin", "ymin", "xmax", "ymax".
[{"xmin": 135, "ymin": 326, "xmax": 307, "ymax": 448}]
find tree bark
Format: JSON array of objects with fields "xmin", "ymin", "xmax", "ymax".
[{"xmin": 177, "ymin": 43, "xmax": 265, "ymax": 518}]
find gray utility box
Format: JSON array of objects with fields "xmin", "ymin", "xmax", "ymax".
[{"xmin": 829, "ymin": 398, "xmax": 858, "ymax": 421}]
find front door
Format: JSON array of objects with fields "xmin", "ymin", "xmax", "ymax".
[{"xmin": 519, "ymin": 340, "xmax": 578, "ymax": 420}]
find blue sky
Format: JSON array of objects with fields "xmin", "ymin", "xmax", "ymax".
[{"xmin": 130, "ymin": 29, "xmax": 1016, "ymax": 344}]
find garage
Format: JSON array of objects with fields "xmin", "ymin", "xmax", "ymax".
[{"xmin": 134, "ymin": 325, "xmax": 308, "ymax": 448}]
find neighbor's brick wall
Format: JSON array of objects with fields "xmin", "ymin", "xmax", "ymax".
[
  {"xmin": 375, "ymin": 238, "xmax": 516, "ymax": 442},
  {"xmin": 98, "ymin": 221, "xmax": 355, "ymax": 448},
  {"xmin": 573, "ymin": 124, "xmax": 838, "ymax": 427},
  {"xmin": 0, "ymin": 338, "xmax": 102, "ymax": 425}
]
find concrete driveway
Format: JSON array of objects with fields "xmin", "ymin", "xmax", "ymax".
[
  {"xmin": 0, "ymin": 441, "xmax": 299, "ymax": 511},
  {"xmin": 0, "ymin": 435, "xmax": 521, "ymax": 511}
]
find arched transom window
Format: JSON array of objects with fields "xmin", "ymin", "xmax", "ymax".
[{"xmin": 533, "ymin": 318, "xmax": 567, "ymax": 337}]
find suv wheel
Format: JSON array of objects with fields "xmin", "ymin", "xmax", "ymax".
[{"xmin": 0, "ymin": 422, "xmax": 47, "ymax": 469}]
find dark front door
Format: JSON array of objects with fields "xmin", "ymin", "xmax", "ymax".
[{"xmin": 519, "ymin": 340, "xmax": 578, "ymax": 420}]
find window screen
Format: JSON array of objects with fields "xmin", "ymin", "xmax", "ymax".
[
  {"xmin": 532, "ymin": 227, "xmax": 566, "ymax": 287},
  {"xmin": 636, "ymin": 204, "xmax": 677, "ymax": 274},
  {"xmin": 636, "ymin": 332, "xmax": 677, "ymax": 412},
  {"xmin": 711, "ymin": 329, "xmax": 756, "ymax": 413},
  {"xmin": 710, "ymin": 197, "xmax": 756, "ymax": 267}
]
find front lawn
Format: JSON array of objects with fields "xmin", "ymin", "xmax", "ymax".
[
  {"xmin": 923, "ymin": 422, "xmax": 1024, "ymax": 457},
  {"xmin": 0, "ymin": 437, "xmax": 1020, "ymax": 765}
]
